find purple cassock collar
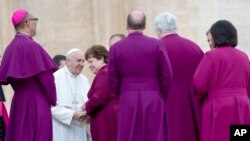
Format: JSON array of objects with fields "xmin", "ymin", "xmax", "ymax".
[
  {"xmin": 128, "ymin": 31, "xmax": 143, "ymax": 36},
  {"xmin": 162, "ymin": 33, "xmax": 178, "ymax": 38}
]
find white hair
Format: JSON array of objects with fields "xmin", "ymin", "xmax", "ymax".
[
  {"xmin": 66, "ymin": 48, "xmax": 81, "ymax": 59},
  {"xmin": 154, "ymin": 12, "xmax": 177, "ymax": 33}
]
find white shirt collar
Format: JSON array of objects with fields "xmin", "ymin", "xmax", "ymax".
[{"xmin": 64, "ymin": 66, "xmax": 78, "ymax": 78}]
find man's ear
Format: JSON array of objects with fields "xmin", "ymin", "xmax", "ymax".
[
  {"xmin": 157, "ymin": 28, "xmax": 162, "ymax": 34},
  {"xmin": 25, "ymin": 20, "xmax": 31, "ymax": 28},
  {"xmin": 65, "ymin": 57, "xmax": 70, "ymax": 65}
]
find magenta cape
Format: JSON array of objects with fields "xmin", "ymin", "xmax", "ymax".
[{"xmin": 0, "ymin": 33, "xmax": 57, "ymax": 83}]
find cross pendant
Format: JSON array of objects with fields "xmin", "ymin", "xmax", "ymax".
[
  {"xmin": 72, "ymin": 101, "xmax": 79, "ymax": 105},
  {"xmin": 72, "ymin": 98, "xmax": 79, "ymax": 108},
  {"xmin": 72, "ymin": 100, "xmax": 79, "ymax": 105}
]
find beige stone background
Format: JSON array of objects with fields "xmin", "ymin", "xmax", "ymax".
[{"xmin": 1, "ymin": 0, "xmax": 250, "ymax": 111}]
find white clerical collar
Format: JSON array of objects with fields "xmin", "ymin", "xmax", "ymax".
[
  {"xmin": 64, "ymin": 66, "xmax": 78, "ymax": 78},
  {"xmin": 16, "ymin": 32, "xmax": 31, "ymax": 38}
]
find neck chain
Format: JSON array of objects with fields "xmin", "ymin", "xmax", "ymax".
[{"xmin": 64, "ymin": 67, "xmax": 82, "ymax": 109}]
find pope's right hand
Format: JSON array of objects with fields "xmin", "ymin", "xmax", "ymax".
[{"xmin": 73, "ymin": 111, "xmax": 85, "ymax": 121}]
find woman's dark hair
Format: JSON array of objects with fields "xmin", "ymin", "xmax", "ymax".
[
  {"xmin": 85, "ymin": 45, "xmax": 109, "ymax": 64},
  {"xmin": 209, "ymin": 20, "xmax": 238, "ymax": 47}
]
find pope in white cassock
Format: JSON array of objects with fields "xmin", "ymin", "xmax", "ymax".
[{"xmin": 52, "ymin": 48, "xmax": 90, "ymax": 141}]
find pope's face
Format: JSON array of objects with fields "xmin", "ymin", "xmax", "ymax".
[{"xmin": 66, "ymin": 51, "xmax": 84, "ymax": 75}]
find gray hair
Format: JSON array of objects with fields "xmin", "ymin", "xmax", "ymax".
[{"xmin": 154, "ymin": 12, "xmax": 177, "ymax": 33}]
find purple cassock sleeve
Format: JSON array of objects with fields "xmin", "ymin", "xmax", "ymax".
[
  {"xmin": 158, "ymin": 42, "xmax": 173, "ymax": 100},
  {"xmin": 36, "ymin": 71, "xmax": 57, "ymax": 106},
  {"xmin": 85, "ymin": 70, "xmax": 110, "ymax": 116},
  {"xmin": 108, "ymin": 47, "xmax": 120, "ymax": 95},
  {"xmin": 193, "ymin": 52, "xmax": 213, "ymax": 101}
]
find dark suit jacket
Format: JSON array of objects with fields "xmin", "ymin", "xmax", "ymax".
[{"xmin": 0, "ymin": 86, "xmax": 5, "ymax": 102}]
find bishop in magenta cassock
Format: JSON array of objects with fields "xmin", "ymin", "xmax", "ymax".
[
  {"xmin": 154, "ymin": 12, "xmax": 203, "ymax": 141},
  {"xmin": 0, "ymin": 8, "xmax": 57, "ymax": 141},
  {"xmin": 109, "ymin": 10, "xmax": 172, "ymax": 141}
]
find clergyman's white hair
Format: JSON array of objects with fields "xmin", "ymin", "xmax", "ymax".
[
  {"xmin": 66, "ymin": 48, "xmax": 81, "ymax": 59},
  {"xmin": 154, "ymin": 12, "xmax": 177, "ymax": 33}
]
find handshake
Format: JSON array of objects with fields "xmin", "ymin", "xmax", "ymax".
[{"xmin": 73, "ymin": 105, "xmax": 88, "ymax": 122}]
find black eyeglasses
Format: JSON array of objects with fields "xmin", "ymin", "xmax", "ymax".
[{"xmin": 28, "ymin": 18, "xmax": 38, "ymax": 21}]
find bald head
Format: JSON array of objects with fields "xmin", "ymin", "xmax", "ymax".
[
  {"xmin": 109, "ymin": 33, "xmax": 125, "ymax": 46},
  {"xmin": 127, "ymin": 10, "xmax": 146, "ymax": 30}
]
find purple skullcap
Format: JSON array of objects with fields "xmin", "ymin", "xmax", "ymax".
[{"xmin": 11, "ymin": 8, "xmax": 28, "ymax": 26}]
